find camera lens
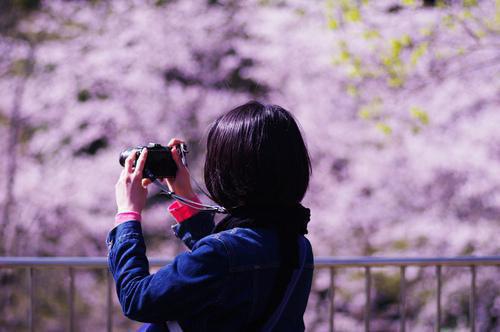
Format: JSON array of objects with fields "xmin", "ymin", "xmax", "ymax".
[{"xmin": 119, "ymin": 148, "xmax": 136, "ymax": 166}]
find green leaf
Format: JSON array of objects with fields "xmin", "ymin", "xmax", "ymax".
[
  {"xmin": 328, "ymin": 17, "xmax": 339, "ymax": 29},
  {"xmin": 387, "ymin": 76, "xmax": 404, "ymax": 88},
  {"xmin": 358, "ymin": 98, "xmax": 383, "ymax": 120},
  {"xmin": 419, "ymin": 27, "xmax": 433, "ymax": 37},
  {"xmin": 340, "ymin": 50, "xmax": 351, "ymax": 62},
  {"xmin": 410, "ymin": 106, "xmax": 429, "ymax": 125},
  {"xmin": 348, "ymin": 57, "xmax": 363, "ymax": 78},
  {"xmin": 436, "ymin": 0, "xmax": 447, "ymax": 8},
  {"xmin": 400, "ymin": 34, "xmax": 412, "ymax": 47},
  {"xmin": 463, "ymin": 0, "xmax": 478, "ymax": 7},
  {"xmin": 474, "ymin": 29, "xmax": 486, "ymax": 38},
  {"xmin": 390, "ymin": 39, "xmax": 403, "ymax": 58},
  {"xmin": 359, "ymin": 108, "xmax": 372, "ymax": 119},
  {"xmin": 461, "ymin": 10, "xmax": 473, "ymax": 20},
  {"xmin": 376, "ymin": 122, "xmax": 392, "ymax": 135},
  {"xmin": 363, "ymin": 29, "xmax": 381, "ymax": 39},
  {"xmin": 410, "ymin": 41, "xmax": 428, "ymax": 65},
  {"xmin": 381, "ymin": 55, "xmax": 392, "ymax": 67},
  {"xmin": 346, "ymin": 84, "xmax": 358, "ymax": 97},
  {"xmin": 442, "ymin": 14, "xmax": 455, "ymax": 29},
  {"xmin": 331, "ymin": 56, "xmax": 341, "ymax": 66},
  {"xmin": 456, "ymin": 47, "xmax": 466, "ymax": 55},
  {"xmin": 344, "ymin": 7, "xmax": 361, "ymax": 22},
  {"xmin": 496, "ymin": 0, "xmax": 500, "ymax": 26}
]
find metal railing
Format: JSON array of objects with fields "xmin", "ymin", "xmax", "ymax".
[{"xmin": 1, "ymin": 256, "xmax": 499, "ymax": 332}]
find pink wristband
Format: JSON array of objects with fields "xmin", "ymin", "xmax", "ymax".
[{"xmin": 115, "ymin": 211, "xmax": 142, "ymax": 226}]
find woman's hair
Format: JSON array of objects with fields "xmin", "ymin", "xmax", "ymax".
[{"xmin": 204, "ymin": 101, "xmax": 311, "ymax": 211}]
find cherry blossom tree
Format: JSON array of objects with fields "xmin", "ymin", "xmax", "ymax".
[{"xmin": 0, "ymin": 0, "xmax": 499, "ymax": 330}]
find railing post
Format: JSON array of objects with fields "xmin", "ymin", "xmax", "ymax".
[
  {"xmin": 68, "ymin": 267, "xmax": 75, "ymax": 332},
  {"xmin": 107, "ymin": 270, "xmax": 113, "ymax": 332},
  {"xmin": 400, "ymin": 266, "xmax": 406, "ymax": 332},
  {"xmin": 365, "ymin": 266, "xmax": 371, "ymax": 332},
  {"xmin": 28, "ymin": 267, "xmax": 35, "ymax": 332},
  {"xmin": 470, "ymin": 265, "xmax": 476, "ymax": 332},
  {"xmin": 329, "ymin": 268, "xmax": 335, "ymax": 332},
  {"xmin": 436, "ymin": 265, "xmax": 442, "ymax": 332}
]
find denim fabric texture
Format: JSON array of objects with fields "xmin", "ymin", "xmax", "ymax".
[{"xmin": 106, "ymin": 211, "xmax": 314, "ymax": 331}]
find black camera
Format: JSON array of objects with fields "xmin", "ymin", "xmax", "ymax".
[{"xmin": 119, "ymin": 143, "xmax": 186, "ymax": 178}]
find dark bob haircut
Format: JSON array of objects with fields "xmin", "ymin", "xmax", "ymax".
[{"xmin": 204, "ymin": 101, "xmax": 311, "ymax": 211}]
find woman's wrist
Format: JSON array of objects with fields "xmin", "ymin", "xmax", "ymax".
[
  {"xmin": 115, "ymin": 211, "xmax": 142, "ymax": 226},
  {"xmin": 168, "ymin": 195, "xmax": 201, "ymax": 222},
  {"xmin": 117, "ymin": 206, "xmax": 142, "ymax": 214}
]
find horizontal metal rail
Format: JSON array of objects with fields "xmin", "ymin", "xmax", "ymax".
[
  {"xmin": 1, "ymin": 256, "xmax": 499, "ymax": 332},
  {"xmin": 313, "ymin": 256, "xmax": 500, "ymax": 268},
  {"xmin": 2, "ymin": 255, "xmax": 500, "ymax": 268}
]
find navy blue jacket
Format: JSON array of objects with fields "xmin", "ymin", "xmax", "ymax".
[{"xmin": 106, "ymin": 211, "xmax": 314, "ymax": 331}]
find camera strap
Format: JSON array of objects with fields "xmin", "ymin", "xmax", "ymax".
[
  {"xmin": 261, "ymin": 236, "xmax": 307, "ymax": 332},
  {"xmin": 144, "ymin": 169, "xmax": 227, "ymax": 214}
]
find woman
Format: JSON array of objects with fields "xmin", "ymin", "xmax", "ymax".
[{"xmin": 108, "ymin": 101, "xmax": 314, "ymax": 331}]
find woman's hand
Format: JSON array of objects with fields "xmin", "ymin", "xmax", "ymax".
[
  {"xmin": 142, "ymin": 138, "xmax": 196, "ymax": 199},
  {"xmin": 115, "ymin": 148, "xmax": 149, "ymax": 214}
]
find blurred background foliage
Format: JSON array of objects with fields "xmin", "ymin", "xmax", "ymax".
[{"xmin": 0, "ymin": 0, "xmax": 499, "ymax": 330}]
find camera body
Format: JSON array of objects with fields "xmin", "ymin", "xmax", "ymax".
[{"xmin": 119, "ymin": 143, "xmax": 183, "ymax": 178}]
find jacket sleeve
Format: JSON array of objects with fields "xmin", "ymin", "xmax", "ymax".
[
  {"xmin": 171, "ymin": 210, "xmax": 216, "ymax": 250},
  {"xmin": 106, "ymin": 220, "xmax": 229, "ymax": 323}
]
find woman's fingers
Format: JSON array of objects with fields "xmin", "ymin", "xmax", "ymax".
[
  {"xmin": 167, "ymin": 138, "xmax": 185, "ymax": 148},
  {"xmin": 166, "ymin": 138, "xmax": 187, "ymax": 169},
  {"xmin": 171, "ymin": 146, "xmax": 184, "ymax": 168},
  {"xmin": 134, "ymin": 148, "xmax": 148, "ymax": 177},
  {"xmin": 141, "ymin": 178, "xmax": 152, "ymax": 188},
  {"xmin": 125, "ymin": 151, "xmax": 137, "ymax": 173}
]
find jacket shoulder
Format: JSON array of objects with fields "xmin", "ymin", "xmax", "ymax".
[
  {"xmin": 209, "ymin": 228, "xmax": 282, "ymax": 271},
  {"xmin": 191, "ymin": 231, "xmax": 230, "ymax": 254}
]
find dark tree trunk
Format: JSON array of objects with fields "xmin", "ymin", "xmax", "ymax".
[{"xmin": 0, "ymin": 45, "xmax": 35, "ymax": 254}]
